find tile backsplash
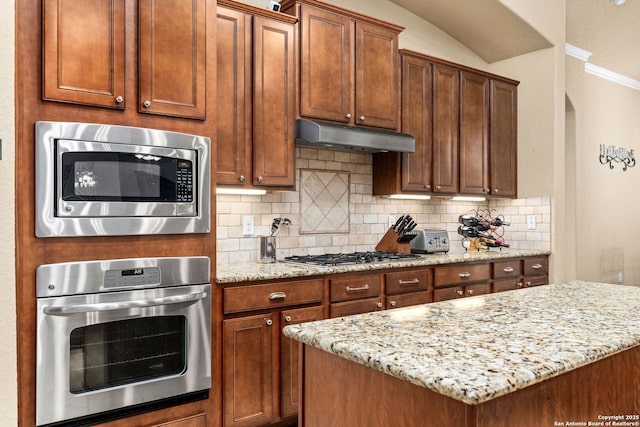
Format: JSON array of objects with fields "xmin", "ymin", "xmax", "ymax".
[{"xmin": 216, "ymin": 148, "xmax": 551, "ymax": 264}]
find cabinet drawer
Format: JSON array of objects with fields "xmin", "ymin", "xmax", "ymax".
[
  {"xmin": 330, "ymin": 274, "xmax": 381, "ymax": 302},
  {"xmin": 493, "ymin": 278, "xmax": 524, "ymax": 293},
  {"xmin": 385, "ymin": 269, "xmax": 430, "ymax": 295},
  {"xmin": 493, "ymin": 259, "xmax": 522, "ymax": 280},
  {"xmin": 224, "ymin": 279, "xmax": 324, "ymax": 314},
  {"xmin": 386, "ymin": 291, "xmax": 431, "ymax": 309},
  {"xmin": 525, "ymin": 276, "xmax": 547, "ymax": 287},
  {"xmin": 433, "ymin": 286, "xmax": 464, "ymax": 302},
  {"xmin": 330, "ymin": 298, "xmax": 382, "ymax": 318},
  {"xmin": 434, "ymin": 263, "xmax": 490, "ymax": 287},
  {"xmin": 524, "ymin": 257, "xmax": 548, "ymax": 276}
]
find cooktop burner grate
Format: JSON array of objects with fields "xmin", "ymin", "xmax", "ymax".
[{"xmin": 284, "ymin": 251, "xmax": 420, "ymax": 266}]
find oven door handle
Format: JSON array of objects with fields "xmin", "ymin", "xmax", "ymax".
[{"xmin": 42, "ymin": 291, "xmax": 208, "ymax": 316}]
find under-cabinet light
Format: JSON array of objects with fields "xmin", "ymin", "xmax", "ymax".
[
  {"xmin": 450, "ymin": 196, "xmax": 486, "ymax": 202},
  {"xmin": 216, "ymin": 188, "xmax": 267, "ymax": 196},
  {"xmin": 384, "ymin": 194, "xmax": 431, "ymax": 200}
]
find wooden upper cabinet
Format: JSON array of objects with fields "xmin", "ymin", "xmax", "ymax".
[
  {"xmin": 354, "ymin": 21, "xmax": 400, "ymax": 130},
  {"xmin": 400, "ymin": 53, "xmax": 433, "ymax": 193},
  {"xmin": 459, "ymin": 71, "xmax": 490, "ymax": 195},
  {"xmin": 293, "ymin": 0, "xmax": 402, "ymax": 130},
  {"xmin": 252, "ymin": 16, "xmax": 296, "ymax": 187},
  {"xmin": 299, "ymin": 5, "xmax": 352, "ymax": 124},
  {"xmin": 216, "ymin": 6, "xmax": 252, "ymax": 185},
  {"xmin": 432, "ymin": 63, "xmax": 459, "ymax": 194},
  {"xmin": 43, "ymin": 0, "xmax": 126, "ymax": 109},
  {"xmin": 490, "ymin": 79, "xmax": 518, "ymax": 197},
  {"xmin": 138, "ymin": 0, "xmax": 206, "ymax": 119}
]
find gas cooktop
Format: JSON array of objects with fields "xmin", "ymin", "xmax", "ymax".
[{"xmin": 284, "ymin": 251, "xmax": 420, "ymax": 266}]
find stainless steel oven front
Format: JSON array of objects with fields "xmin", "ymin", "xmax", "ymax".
[
  {"xmin": 35, "ymin": 121, "xmax": 211, "ymax": 237},
  {"xmin": 36, "ymin": 257, "xmax": 211, "ymax": 427}
]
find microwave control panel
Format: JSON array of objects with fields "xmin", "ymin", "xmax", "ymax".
[{"xmin": 176, "ymin": 160, "xmax": 194, "ymax": 202}]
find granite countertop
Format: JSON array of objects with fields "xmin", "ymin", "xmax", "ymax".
[
  {"xmin": 215, "ymin": 248, "xmax": 550, "ymax": 284},
  {"xmin": 282, "ymin": 281, "xmax": 640, "ymax": 405}
]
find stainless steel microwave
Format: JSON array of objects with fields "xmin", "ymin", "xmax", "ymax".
[{"xmin": 35, "ymin": 121, "xmax": 211, "ymax": 237}]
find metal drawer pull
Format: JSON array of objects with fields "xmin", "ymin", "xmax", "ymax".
[
  {"xmin": 266, "ymin": 319, "xmax": 273, "ymax": 326},
  {"xmin": 284, "ymin": 316, "xmax": 292, "ymax": 322},
  {"xmin": 346, "ymin": 284, "xmax": 369, "ymax": 292},
  {"xmin": 503, "ymin": 267, "xmax": 514, "ymax": 273},
  {"xmin": 399, "ymin": 279, "xmax": 420, "ymax": 285},
  {"xmin": 516, "ymin": 282, "xmax": 524, "ymax": 288},
  {"xmin": 526, "ymin": 281, "xmax": 532, "ymax": 286},
  {"xmin": 43, "ymin": 291, "xmax": 207, "ymax": 316},
  {"xmin": 269, "ymin": 292, "xmax": 287, "ymax": 300},
  {"xmin": 467, "ymin": 289, "xmax": 474, "ymax": 295},
  {"xmin": 458, "ymin": 272, "xmax": 471, "ymax": 278},
  {"xmin": 532, "ymin": 263, "xmax": 543, "ymax": 270},
  {"xmin": 376, "ymin": 302, "xmax": 382, "ymax": 308},
  {"xmin": 389, "ymin": 300, "xmax": 396, "ymax": 306},
  {"xmin": 456, "ymin": 290, "xmax": 464, "ymax": 296}
]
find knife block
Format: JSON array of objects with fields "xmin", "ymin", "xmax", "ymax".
[{"xmin": 375, "ymin": 228, "xmax": 411, "ymax": 254}]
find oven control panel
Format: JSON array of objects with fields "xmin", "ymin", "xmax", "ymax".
[{"xmin": 104, "ymin": 267, "xmax": 161, "ymax": 288}]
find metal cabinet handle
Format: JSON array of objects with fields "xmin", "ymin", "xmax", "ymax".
[
  {"xmin": 399, "ymin": 279, "xmax": 420, "ymax": 285},
  {"xmin": 43, "ymin": 291, "xmax": 207, "ymax": 316},
  {"xmin": 424, "ymin": 184, "xmax": 432, "ymax": 190},
  {"xmin": 458, "ymin": 272, "xmax": 471, "ymax": 278},
  {"xmin": 346, "ymin": 284, "xmax": 369, "ymax": 292},
  {"xmin": 483, "ymin": 188, "xmax": 490, "ymax": 193},
  {"xmin": 266, "ymin": 319, "xmax": 273, "ymax": 326},
  {"xmin": 503, "ymin": 267, "xmax": 514, "ymax": 273},
  {"xmin": 143, "ymin": 100, "xmax": 151, "ymax": 108},
  {"xmin": 376, "ymin": 302, "xmax": 382, "ymax": 308},
  {"xmin": 345, "ymin": 113, "xmax": 352, "ymax": 119},
  {"xmin": 526, "ymin": 281, "xmax": 532, "ymax": 286},
  {"xmin": 389, "ymin": 300, "xmax": 396, "ymax": 306},
  {"xmin": 532, "ymin": 263, "xmax": 543, "ymax": 270},
  {"xmin": 284, "ymin": 315, "xmax": 292, "ymax": 322},
  {"xmin": 436, "ymin": 185, "xmax": 442, "ymax": 191},
  {"xmin": 359, "ymin": 115, "xmax": 365, "ymax": 121},
  {"xmin": 516, "ymin": 282, "xmax": 524, "ymax": 288},
  {"xmin": 494, "ymin": 189, "xmax": 499, "ymax": 193},
  {"xmin": 467, "ymin": 289, "xmax": 474, "ymax": 295},
  {"xmin": 239, "ymin": 175, "xmax": 245, "ymax": 182},
  {"xmin": 456, "ymin": 290, "xmax": 464, "ymax": 296},
  {"xmin": 115, "ymin": 95, "xmax": 124, "ymax": 104},
  {"xmin": 269, "ymin": 292, "xmax": 286, "ymax": 300}
]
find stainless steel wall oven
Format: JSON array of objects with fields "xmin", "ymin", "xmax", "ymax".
[
  {"xmin": 35, "ymin": 121, "xmax": 211, "ymax": 237},
  {"xmin": 36, "ymin": 257, "xmax": 212, "ymax": 426}
]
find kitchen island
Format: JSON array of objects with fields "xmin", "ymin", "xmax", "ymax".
[{"xmin": 283, "ymin": 281, "xmax": 640, "ymax": 427}]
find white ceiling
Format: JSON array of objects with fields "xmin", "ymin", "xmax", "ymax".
[{"xmin": 388, "ymin": 0, "xmax": 640, "ymax": 83}]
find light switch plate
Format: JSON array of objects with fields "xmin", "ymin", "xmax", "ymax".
[
  {"xmin": 242, "ymin": 216, "xmax": 255, "ymax": 235},
  {"xmin": 388, "ymin": 215, "xmax": 396, "ymax": 228},
  {"xmin": 527, "ymin": 215, "xmax": 537, "ymax": 230}
]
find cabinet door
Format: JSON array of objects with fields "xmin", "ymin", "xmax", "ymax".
[
  {"xmin": 252, "ymin": 16, "xmax": 295, "ymax": 187},
  {"xmin": 43, "ymin": 0, "xmax": 125, "ymax": 108},
  {"xmin": 138, "ymin": 0, "xmax": 206, "ymax": 119},
  {"xmin": 299, "ymin": 5, "xmax": 352, "ymax": 123},
  {"xmin": 355, "ymin": 22, "xmax": 400, "ymax": 130},
  {"xmin": 216, "ymin": 7, "xmax": 252, "ymax": 186},
  {"xmin": 459, "ymin": 71, "xmax": 490, "ymax": 195},
  {"xmin": 280, "ymin": 306, "xmax": 324, "ymax": 419},
  {"xmin": 493, "ymin": 279, "xmax": 524, "ymax": 293},
  {"xmin": 401, "ymin": 54, "xmax": 432, "ymax": 192},
  {"xmin": 490, "ymin": 79, "xmax": 518, "ymax": 197},
  {"xmin": 223, "ymin": 314, "xmax": 273, "ymax": 427},
  {"xmin": 465, "ymin": 282, "xmax": 491, "ymax": 297},
  {"xmin": 432, "ymin": 63, "xmax": 459, "ymax": 194}
]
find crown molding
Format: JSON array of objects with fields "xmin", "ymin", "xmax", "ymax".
[
  {"xmin": 584, "ymin": 63, "xmax": 640, "ymax": 91},
  {"xmin": 565, "ymin": 43, "xmax": 592, "ymax": 62},
  {"xmin": 565, "ymin": 42, "xmax": 640, "ymax": 91}
]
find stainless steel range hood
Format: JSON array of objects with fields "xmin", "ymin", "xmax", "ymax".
[{"xmin": 295, "ymin": 119, "xmax": 415, "ymax": 153}]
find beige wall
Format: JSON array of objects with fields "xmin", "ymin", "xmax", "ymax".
[
  {"xmin": 0, "ymin": 0, "xmax": 17, "ymax": 424},
  {"xmin": 566, "ymin": 55, "xmax": 640, "ymax": 286}
]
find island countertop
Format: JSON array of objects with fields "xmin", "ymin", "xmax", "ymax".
[{"xmin": 283, "ymin": 281, "xmax": 640, "ymax": 405}]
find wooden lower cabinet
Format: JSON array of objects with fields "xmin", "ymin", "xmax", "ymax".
[
  {"xmin": 280, "ymin": 306, "xmax": 324, "ymax": 419},
  {"xmin": 386, "ymin": 291, "xmax": 431, "ymax": 309},
  {"xmin": 433, "ymin": 283, "xmax": 491, "ymax": 302},
  {"xmin": 153, "ymin": 414, "xmax": 207, "ymax": 427}
]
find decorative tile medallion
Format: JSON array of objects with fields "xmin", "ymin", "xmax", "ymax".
[{"xmin": 300, "ymin": 169, "xmax": 350, "ymax": 234}]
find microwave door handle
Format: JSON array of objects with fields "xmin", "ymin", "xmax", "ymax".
[{"xmin": 42, "ymin": 291, "xmax": 208, "ymax": 316}]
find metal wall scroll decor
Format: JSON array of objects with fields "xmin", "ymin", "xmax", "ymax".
[{"xmin": 599, "ymin": 144, "xmax": 636, "ymax": 171}]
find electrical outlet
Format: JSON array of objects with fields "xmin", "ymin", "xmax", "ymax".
[
  {"xmin": 388, "ymin": 215, "xmax": 396, "ymax": 228},
  {"xmin": 242, "ymin": 216, "xmax": 255, "ymax": 235},
  {"xmin": 527, "ymin": 215, "xmax": 537, "ymax": 230}
]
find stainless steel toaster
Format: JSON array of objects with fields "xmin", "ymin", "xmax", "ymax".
[{"xmin": 410, "ymin": 228, "xmax": 450, "ymax": 254}]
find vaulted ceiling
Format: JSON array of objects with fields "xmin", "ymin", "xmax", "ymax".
[{"xmin": 387, "ymin": 0, "xmax": 640, "ymax": 83}]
